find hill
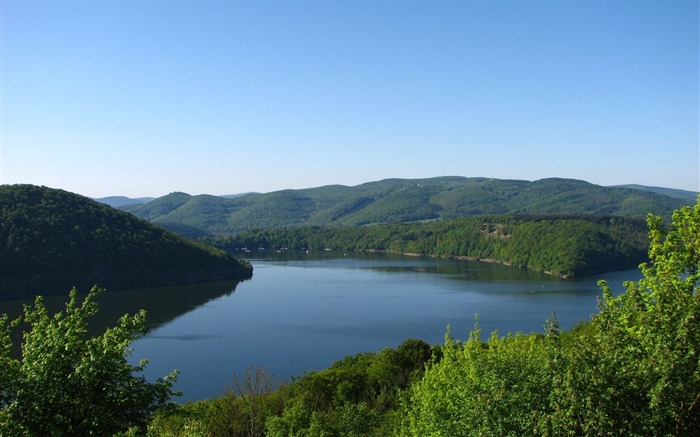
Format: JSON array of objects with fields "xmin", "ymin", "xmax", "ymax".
[
  {"xmin": 209, "ymin": 214, "xmax": 649, "ymax": 277},
  {"xmin": 0, "ymin": 185, "xmax": 253, "ymax": 299},
  {"xmin": 612, "ymin": 184, "xmax": 699, "ymax": 202},
  {"xmin": 94, "ymin": 195, "xmax": 155, "ymax": 207},
  {"xmin": 121, "ymin": 177, "xmax": 694, "ymax": 237}
]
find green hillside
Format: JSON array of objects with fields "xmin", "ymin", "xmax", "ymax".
[
  {"xmin": 613, "ymin": 184, "xmax": 699, "ymax": 202},
  {"xmin": 0, "ymin": 185, "xmax": 253, "ymax": 299},
  {"xmin": 208, "ymin": 214, "xmax": 649, "ymax": 277},
  {"xmin": 93, "ymin": 195, "xmax": 154, "ymax": 207},
  {"xmin": 121, "ymin": 177, "xmax": 692, "ymax": 237}
]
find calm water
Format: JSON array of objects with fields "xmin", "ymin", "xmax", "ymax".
[
  {"xmin": 134, "ymin": 252, "xmax": 640, "ymax": 402},
  {"xmin": 1, "ymin": 252, "xmax": 642, "ymax": 403}
]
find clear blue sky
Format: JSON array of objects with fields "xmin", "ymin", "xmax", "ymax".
[{"xmin": 2, "ymin": 0, "xmax": 698, "ymax": 198}]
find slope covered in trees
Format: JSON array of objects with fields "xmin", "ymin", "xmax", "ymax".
[
  {"xmin": 614, "ymin": 184, "xmax": 699, "ymax": 202},
  {"xmin": 121, "ymin": 177, "xmax": 693, "ymax": 237},
  {"xmin": 0, "ymin": 185, "xmax": 252, "ymax": 299},
  {"xmin": 92, "ymin": 195, "xmax": 154, "ymax": 207},
  {"xmin": 208, "ymin": 214, "xmax": 649, "ymax": 277}
]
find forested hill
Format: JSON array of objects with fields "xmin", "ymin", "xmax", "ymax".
[
  {"xmin": 121, "ymin": 177, "xmax": 693, "ymax": 237},
  {"xmin": 0, "ymin": 185, "xmax": 253, "ymax": 299},
  {"xmin": 613, "ymin": 184, "xmax": 699, "ymax": 202},
  {"xmin": 209, "ymin": 215, "xmax": 650, "ymax": 277}
]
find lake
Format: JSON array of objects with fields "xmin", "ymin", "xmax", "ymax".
[{"xmin": 1, "ymin": 251, "xmax": 642, "ymax": 403}]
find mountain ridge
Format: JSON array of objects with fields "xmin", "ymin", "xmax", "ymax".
[
  {"xmin": 119, "ymin": 177, "xmax": 696, "ymax": 237},
  {"xmin": 93, "ymin": 196, "xmax": 155, "ymax": 207},
  {"xmin": 96, "ymin": 180, "xmax": 696, "ymax": 205},
  {"xmin": 611, "ymin": 184, "xmax": 698, "ymax": 202}
]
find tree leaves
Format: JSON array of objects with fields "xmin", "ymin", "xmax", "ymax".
[{"xmin": 0, "ymin": 286, "xmax": 179, "ymax": 436}]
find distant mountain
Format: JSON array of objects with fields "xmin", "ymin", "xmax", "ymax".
[
  {"xmin": 120, "ymin": 177, "xmax": 694, "ymax": 237},
  {"xmin": 94, "ymin": 196, "xmax": 155, "ymax": 207},
  {"xmin": 219, "ymin": 192, "xmax": 259, "ymax": 199},
  {"xmin": 612, "ymin": 184, "xmax": 698, "ymax": 203},
  {"xmin": 0, "ymin": 185, "xmax": 252, "ymax": 299},
  {"xmin": 95, "ymin": 193, "xmax": 253, "ymax": 207}
]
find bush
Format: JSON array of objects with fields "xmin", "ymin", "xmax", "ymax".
[{"xmin": 0, "ymin": 286, "xmax": 179, "ymax": 436}]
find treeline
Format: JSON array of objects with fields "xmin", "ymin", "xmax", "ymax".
[
  {"xmin": 0, "ymin": 185, "xmax": 252, "ymax": 299},
  {"xmin": 207, "ymin": 214, "xmax": 649, "ymax": 277},
  {"xmin": 148, "ymin": 200, "xmax": 700, "ymax": 436}
]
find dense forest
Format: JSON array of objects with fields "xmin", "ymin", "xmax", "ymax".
[
  {"xmin": 207, "ymin": 214, "xmax": 649, "ymax": 277},
  {"xmin": 0, "ymin": 185, "xmax": 252, "ymax": 299},
  {"xmin": 120, "ymin": 177, "xmax": 693, "ymax": 237},
  {"xmin": 146, "ymin": 198, "xmax": 700, "ymax": 436}
]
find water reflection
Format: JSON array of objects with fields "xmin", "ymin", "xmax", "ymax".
[{"xmin": 0, "ymin": 279, "xmax": 247, "ymax": 342}]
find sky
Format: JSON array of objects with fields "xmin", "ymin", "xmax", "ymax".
[{"xmin": 1, "ymin": 0, "xmax": 698, "ymax": 198}]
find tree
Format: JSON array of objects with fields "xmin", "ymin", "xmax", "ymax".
[
  {"xmin": 402, "ymin": 326, "xmax": 551, "ymax": 437},
  {"xmin": 0, "ymin": 286, "xmax": 179, "ymax": 436},
  {"xmin": 226, "ymin": 366, "xmax": 282, "ymax": 437}
]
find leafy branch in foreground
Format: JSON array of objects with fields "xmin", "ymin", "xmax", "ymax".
[{"xmin": 0, "ymin": 286, "xmax": 179, "ymax": 436}]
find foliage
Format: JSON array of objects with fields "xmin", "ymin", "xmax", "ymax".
[
  {"xmin": 146, "ymin": 368, "xmax": 286, "ymax": 437},
  {"xmin": 402, "ymin": 197, "xmax": 700, "ymax": 436},
  {"xmin": 148, "ymin": 339, "xmax": 438, "ymax": 436},
  {"xmin": 0, "ymin": 184, "xmax": 252, "ymax": 299},
  {"xmin": 616, "ymin": 184, "xmax": 699, "ymax": 202},
  {"xmin": 403, "ymin": 326, "xmax": 552, "ymax": 437},
  {"xmin": 0, "ymin": 286, "xmax": 179, "ymax": 436},
  {"xmin": 544, "ymin": 198, "xmax": 700, "ymax": 435},
  {"xmin": 210, "ymin": 214, "xmax": 649, "ymax": 277},
  {"xmin": 121, "ymin": 176, "xmax": 691, "ymax": 236}
]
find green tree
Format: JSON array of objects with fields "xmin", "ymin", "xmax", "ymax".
[
  {"xmin": 403, "ymin": 326, "xmax": 551, "ymax": 437},
  {"xmin": 0, "ymin": 286, "xmax": 179, "ymax": 436}
]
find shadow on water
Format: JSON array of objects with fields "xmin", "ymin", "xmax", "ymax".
[
  {"xmin": 93, "ymin": 279, "xmax": 248, "ymax": 330},
  {"xmin": 0, "ymin": 279, "xmax": 248, "ymax": 358}
]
